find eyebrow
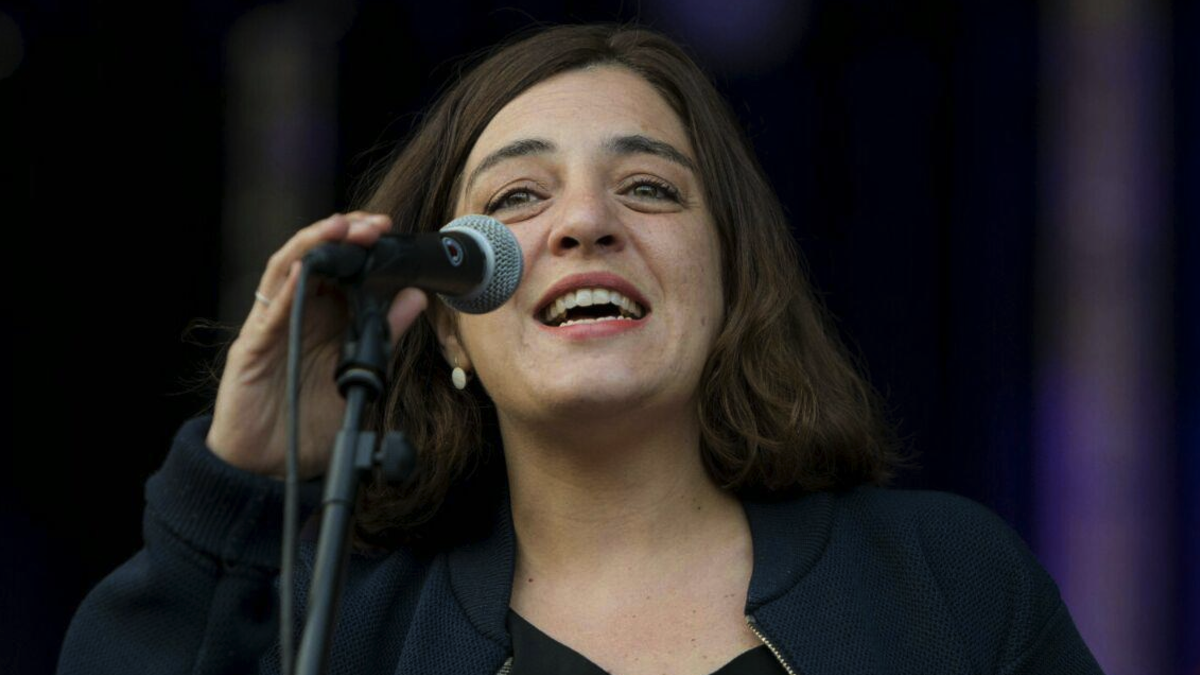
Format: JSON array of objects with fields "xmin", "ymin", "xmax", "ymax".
[
  {"xmin": 604, "ymin": 134, "xmax": 697, "ymax": 173},
  {"xmin": 464, "ymin": 134, "xmax": 697, "ymax": 196},
  {"xmin": 465, "ymin": 138, "xmax": 555, "ymax": 196}
]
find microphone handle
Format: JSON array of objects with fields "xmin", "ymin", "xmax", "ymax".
[{"xmin": 306, "ymin": 232, "xmax": 487, "ymax": 299}]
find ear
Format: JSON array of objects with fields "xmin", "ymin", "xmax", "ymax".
[{"xmin": 430, "ymin": 303, "xmax": 472, "ymax": 372}]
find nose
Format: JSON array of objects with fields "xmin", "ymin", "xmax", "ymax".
[{"xmin": 547, "ymin": 183, "xmax": 625, "ymax": 256}]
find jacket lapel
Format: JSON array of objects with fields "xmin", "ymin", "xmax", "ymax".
[{"xmin": 743, "ymin": 489, "xmax": 972, "ymax": 675}]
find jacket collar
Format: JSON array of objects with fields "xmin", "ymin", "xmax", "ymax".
[
  {"xmin": 741, "ymin": 492, "xmax": 835, "ymax": 612},
  {"xmin": 741, "ymin": 488, "xmax": 974, "ymax": 675},
  {"xmin": 446, "ymin": 493, "xmax": 518, "ymax": 651},
  {"xmin": 444, "ymin": 489, "xmax": 837, "ymax": 650},
  {"xmin": 442, "ymin": 488, "xmax": 978, "ymax": 675}
]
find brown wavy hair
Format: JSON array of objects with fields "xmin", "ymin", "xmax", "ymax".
[{"xmin": 351, "ymin": 23, "xmax": 902, "ymax": 548}]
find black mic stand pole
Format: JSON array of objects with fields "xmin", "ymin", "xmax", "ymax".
[{"xmin": 294, "ymin": 287, "xmax": 417, "ymax": 675}]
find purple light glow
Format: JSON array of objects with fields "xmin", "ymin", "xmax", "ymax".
[{"xmin": 1036, "ymin": 2, "xmax": 1175, "ymax": 673}]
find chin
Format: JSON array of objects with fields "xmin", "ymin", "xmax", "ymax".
[
  {"xmin": 551, "ymin": 382, "xmax": 653, "ymax": 412},
  {"xmin": 535, "ymin": 381, "xmax": 694, "ymax": 428}
]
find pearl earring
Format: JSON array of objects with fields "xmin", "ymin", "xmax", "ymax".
[{"xmin": 452, "ymin": 358, "xmax": 468, "ymax": 390}]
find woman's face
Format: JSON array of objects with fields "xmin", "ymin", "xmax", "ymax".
[{"xmin": 450, "ymin": 66, "xmax": 724, "ymax": 429}]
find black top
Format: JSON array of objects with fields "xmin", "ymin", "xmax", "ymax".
[{"xmin": 507, "ymin": 610, "xmax": 786, "ymax": 675}]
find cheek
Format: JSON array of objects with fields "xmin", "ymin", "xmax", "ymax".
[
  {"xmin": 682, "ymin": 229, "xmax": 724, "ymax": 315},
  {"xmin": 513, "ymin": 224, "xmax": 544, "ymax": 266},
  {"xmin": 456, "ymin": 305, "xmax": 528, "ymax": 373},
  {"xmin": 704, "ymin": 233, "xmax": 725, "ymax": 324},
  {"xmin": 456, "ymin": 314, "xmax": 496, "ymax": 366}
]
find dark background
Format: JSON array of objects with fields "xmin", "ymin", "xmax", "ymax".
[{"xmin": 2, "ymin": 1, "xmax": 1195, "ymax": 674}]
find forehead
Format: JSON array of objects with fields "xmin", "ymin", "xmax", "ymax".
[{"xmin": 466, "ymin": 66, "xmax": 692, "ymax": 164}]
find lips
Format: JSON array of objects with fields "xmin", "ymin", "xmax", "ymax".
[{"xmin": 534, "ymin": 272, "xmax": 652, "ymax": 327}]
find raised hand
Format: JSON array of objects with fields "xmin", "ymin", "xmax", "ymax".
[{"xmin": 206, "ymin": 211, "xmax": 428, "ymax": 479}]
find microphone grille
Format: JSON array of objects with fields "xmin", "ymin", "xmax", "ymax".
[{"xmin": 437, "ymin": 214, "xmax": 524, "ymax": 314}]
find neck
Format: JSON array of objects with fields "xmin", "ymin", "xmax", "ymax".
[{"xmin": 500, "ymin": 404, "xmax": 747, "ymax": 588}]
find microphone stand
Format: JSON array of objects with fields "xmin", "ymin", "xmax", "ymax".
[{"xmin": 294, "ymin": 286, "xmax": 417, "ymax": 675}]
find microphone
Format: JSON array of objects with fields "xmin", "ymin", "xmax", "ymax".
[{"xmin": 303, "ymin": 214, "xmax": 524, "ymax": 314}]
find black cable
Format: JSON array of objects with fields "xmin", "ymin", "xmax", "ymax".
[{"xmin": 281, "ymin": 261, "xmax": 312, "ymax": 675}]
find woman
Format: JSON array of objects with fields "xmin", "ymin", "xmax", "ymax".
[{"xmin": 58, "ymin": 24, "xmax": 1101, "ymax": 675}]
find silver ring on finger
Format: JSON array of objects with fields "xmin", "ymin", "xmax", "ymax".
[{"xmin": 254, "ymin": 290, "xmax": 272, "ymax": 307}]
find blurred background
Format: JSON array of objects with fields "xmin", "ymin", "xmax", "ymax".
[{"xmin": 2, "ymin": 0, "xmax": 1195, "ymax": 673}]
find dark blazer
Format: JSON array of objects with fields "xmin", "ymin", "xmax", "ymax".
[{"xmin": 58, "ymin": 416, "xmax": 1103, "ymax": 674}]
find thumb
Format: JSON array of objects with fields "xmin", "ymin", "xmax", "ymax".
[{"xmin": 386, "ymin": 287, "xmax": 430, "ymax": 344}]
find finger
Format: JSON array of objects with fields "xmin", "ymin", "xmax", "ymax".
[
  {"xmin": 247, "ymin": 261, "xmax": 303, "ymax": 345},
  {"xmin": 343, "ymin": 210, "xmax": 391, "ymax": 224},
  {"xmin": 254, "ymin": 213, "xmax": 350, "ymax": 308},
  {"xmin": 260, "ymin": 212, "xmax": 391, "ymax": 299},
  {"xmin": 386, "ymin": 288, "xmax": 429, "ymax": 344},
  {"xmin": 342, "ymin": 212, "xmax": 393, "ymax": 246},
  {"xmin": 247, "ymin": 211, "xmax": 393, "ymax": 331}
]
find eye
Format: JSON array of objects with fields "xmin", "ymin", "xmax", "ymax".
[
  {"xmin": 621, "ymin": 177, "xmax": 681, "ymax": 203},
  {"xmin": 485, "ymin": 186, "xmax": 545, "ymax": 214}
]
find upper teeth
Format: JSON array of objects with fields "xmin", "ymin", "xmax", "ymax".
[{"xmin": 543, "ymin": 287, "xmax": 645, "ymax": 325}]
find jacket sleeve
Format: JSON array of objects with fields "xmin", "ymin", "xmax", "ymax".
[
  {"xmin": 57, "ymin": 416, "xmax": 319, "ymax": 675},
  {"xmin": 987, "ymin": 522, "xmax": 1104, "ymax": 675},
  {"xmin": 997, "ymin": 601, "xmax": 1104, "ymax": 675},
  {"xmin": 913, "ymin": 492, "xmax": 1105, "ymax": 675}
]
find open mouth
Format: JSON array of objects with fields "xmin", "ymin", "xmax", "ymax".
[{"xmin": 538, "ymin": 287, "xmax": 647, "ymax": 327}]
